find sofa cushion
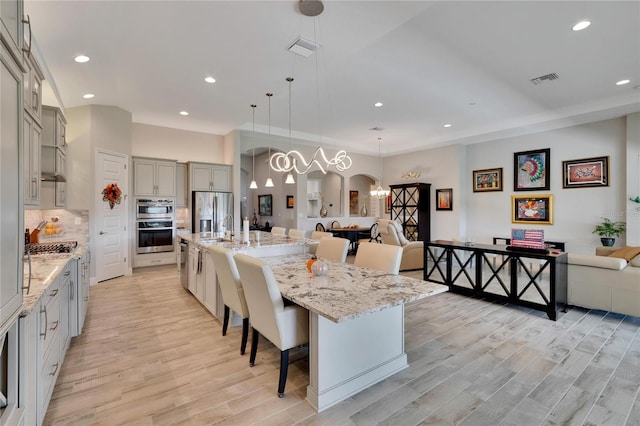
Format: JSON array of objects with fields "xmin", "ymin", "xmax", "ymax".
[
  {"xmin": 568, "ymin": 253, "xmax": 627, "ymax": 270},
  {"xmin": 631, "ymin": 256, "xmax": 640, "ymax": 268},
  {"xmin": 608, "ymin": 246, "xmax": 640, "ymax": 262}
]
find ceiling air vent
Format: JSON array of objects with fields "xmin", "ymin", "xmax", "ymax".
[
  {"xmin": 288, "ymin": 37, "xmax": 320, "ymax": 57},
  {"xmin": 530, "ymin": 73, "xmax": 559, "ymax": 85}
]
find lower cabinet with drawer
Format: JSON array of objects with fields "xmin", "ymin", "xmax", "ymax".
[{"xmin": 19, "ymin": 261, "xmax": 73, "ymax": 426}]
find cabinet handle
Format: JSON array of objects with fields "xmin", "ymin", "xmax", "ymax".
[
  {"xmin": 84, "ymin": 296, "xmax": 89, "ymax": 302},
  {"xmin": 64, "ymin": 270, "xmax": 71, "ymax": 276},
  {"xmin": 40, "ymin": 305, "xmax": 48, "ymax": 339},
  {"xmin": 50, "ymin": 320, "xmax": 59, "ymax": 331},
  {"xmin": 70, "ymin": 280, "xmax": 75, "ymax": 300},
  {"xmin": 49, "ymin": 362, "xmax": 59, "ymax": 376},
  {"xmin": 22, "ymin": 15, "xmax": 32, "ymax": 58},
  {"xmin": 32, "ymin": 91, "xmax": 38, "ymax": 111},
  {"xmin": 49, "ymin": 288, "xmax": 59, "ymax": 297}
]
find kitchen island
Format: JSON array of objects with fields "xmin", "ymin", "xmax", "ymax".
[
  {"xmin": 262, "ymin": 253, "xmax": 449, "ymax": 412},
  {"xmin": 179, "ymin": 231, "xmax": 311, "ymax": 257}
]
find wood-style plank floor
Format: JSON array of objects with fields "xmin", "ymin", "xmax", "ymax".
[{"xmin": 44, "ymin": 264, "xmax": 640, "ymax": 425}]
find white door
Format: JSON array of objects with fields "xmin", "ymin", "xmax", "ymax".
[{"xmin": 95, "ymin": 150, "xmax": 128, "ymax": 282}]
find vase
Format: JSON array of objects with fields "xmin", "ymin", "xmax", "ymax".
[
  {"xmin": 361, "ymin": 204, "xmax": 367, "ymax": 217},
  {"xmin": 320, "ymin": 204, "xmax": 328, "ymax": 218}
]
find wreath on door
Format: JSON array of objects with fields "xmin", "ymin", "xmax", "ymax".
[{"xmin": 102, "ymin": 183, "xmax": 122, "ymax": 209}]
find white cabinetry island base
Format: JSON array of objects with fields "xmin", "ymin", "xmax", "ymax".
[{"xmin": 307, "ymin": 304, "xmax": 407, "ymax": 412}]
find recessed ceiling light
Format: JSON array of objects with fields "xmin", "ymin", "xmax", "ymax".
[
  {"xmin": 204, "ymin": 76, "xmax": 216, "ymax": 84},
  {"xmin": 82, "ymin": 93, "xmax": 94, "ymax": 99},
  {"xmin": 374, "ymin": 102, "xmax": 383, "ymax": 107},
  {"xmin": 443, "ymin": 123, "xmax": 452, "ymax": 128},
  {"xmin": 616, "ymin": 79, "xmax": 630, "ymax": 86},
  {"xmin": 179, "ymin": 111, "xmax": 189, "ymax": 116},
  {"xmin": 572, "ymin": 20, "xmax": 591, "ymax": 31},
  {"xmin": 74, "ymin": 55, "xmax": 90, "ymax": 63}
]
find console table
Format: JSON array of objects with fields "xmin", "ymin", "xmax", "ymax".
[{"xmin": 424, "ymin": 240, "xmax": 568, "ymax": 320}]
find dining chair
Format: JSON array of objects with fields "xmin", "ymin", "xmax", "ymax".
[
  {"xmin": 315, "ymin": 222, "xmax": 325, "ymax": 232},
  {"xmin": 271, "ymin": 226, "xmax": 287, "ymax": 236},
  {"xmin": 233, "ymin": 253, "xmax": 309, "ymax": 398},
  {"xmin": 208, "ymin": 245, "xmax": 250, "ymax": 355},
  {"xmin": 315, "ymin": 237, "xmax": 350, "ymax": 263},
  {"xmin": 288, "ymin": 229, "xmax": 306, "ymax": 239},
  {"xmin": 358, "ymin": 222, "xmax": 381, "ymax": 247},
  {"xmin": 308, "ymin": 231, "xmax": 333, "ymax": 255},
  {"xmin": 330, "ymin": 220, "xmax": 341, "ymax": 229},
  {"xmin": 354, "ymin": 242, "xmax": 403, "ymax": 274}
]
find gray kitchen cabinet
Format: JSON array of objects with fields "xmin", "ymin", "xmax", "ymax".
[
  {"xmin": 202, "ymin": 249, "xmax": 218, "ymax": 316},
  {"xmin": 188, "ymin": 162, "xmax": 230, "ymax": 192},
  {"xmin": 133, "ymin": 157, "xmax": 177, "ymax": 197},
  {"xmin": 23, "ymin": 53, "xmax": 43, "ymax": 125},
  {"xmin": 0, "ymin": 0, "xmax": 25, "ymax": 65},
  {"xmin": 42, "ymin": 106, "xmax": 66, "ymax": 152},
  {"xmin": 23, "ymin": 111, "xmax": 41, "ymax": 206},
  {"xmin": 176, "ymin": 162, "xmax": 187, "ymax": 207},
  {"xmin": 77, "ymin": 250, "xmax": 90, "ymax": 334},
  {"xmin": 0, "ymin": 36, "xmax": 24, "ymax": 332},
  {"xmin": 20, "ymin": 260, "xmax": 76, "ymax": 426}
]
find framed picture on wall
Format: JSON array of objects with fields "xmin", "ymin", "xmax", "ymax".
[
  {"xmin": 385, "ymin": 194, "xmax": 391, "ymax": 214},
  {"xmin": 258, "ymin": 194, "xmax": 272, "ymax": 216},
  {"xmin": 473, "ymin": 168, "xmax": 503, "ymax": 192},
  {"xmin": 286, "ymin": 195, "xmax": 294, "ymax": 208},
  {"xmin": 436, "ymin": 188, "xmax": 453, "ymax": 211},
  {"xmin": 514, "ymin": 148, "xmax": 550, "ymax": 191},
  {"xmin": 349, "ymin": 191, "xmax": 359, "ymax": 215},
  {"xmin": 562, "ymin": 156, "xmax": 609, "ymax": 188},
  {"xmin": 511, "ymin": 194, "xmax": 553, "ymax": 225}
]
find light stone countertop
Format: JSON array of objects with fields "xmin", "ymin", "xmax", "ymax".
[
  {"xmin": 179, "ymin": 232, "xmax": 313, "ymax": 250},
  {"xmin": 262, "ymin": 253, "xmax": 449, "ymax": 323},
  {"xmin": 21, "ymin": 245, "xmax": 89, "ymax": 315}
]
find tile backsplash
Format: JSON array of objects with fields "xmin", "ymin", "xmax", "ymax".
[{"xmin": 25, "ymin": 209, "xmax": 89, "ymax": 248}]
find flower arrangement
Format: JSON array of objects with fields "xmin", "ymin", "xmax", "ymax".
[{"xmin": 102, "ymin": 183, "xmax": 122, "ymax": 209}]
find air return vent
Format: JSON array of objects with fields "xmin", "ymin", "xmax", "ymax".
[
  {"xmin": 530, "ymin": 73, "xmax": 559, "ymax": 85},
  {"xmin": 288, "ymin": 37, "xmax": 320, "ymax": 57}
]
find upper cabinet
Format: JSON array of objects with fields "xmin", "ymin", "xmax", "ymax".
[
  {"xmin": 41, "ymin": 106, "xmax": 66, "ymax": 182},
  {"xmin": 133, "ymin": 157, "xmax": 177, "ymax": 197},
  {"xmin": 188, "ymin": 162, "xmax": 230, "ymax": 192},
  {"xmin": 23, "ymin": 53, "xmax": 43, "ymax": 124},
  {"xmin": 176, "ymin": 162, "xmax": 187, "ymax": 207},
  {"xmin": 0, "ymin": 0, "xmax": 26, "ymax": 66}
]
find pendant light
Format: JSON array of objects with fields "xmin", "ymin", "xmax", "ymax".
[
  {"xmin": 284, "ymin": 77, "xmax": 296, "ymax": 184},
  {"xmin": 249, "ymin": 104, "xmax": 258, "ymax": 189},
  {"xmin": 370, "ymin": 138, "xmax": 390, "ymax": 199},
  {"xmin": 265, "ymin": 92, "xmax": 274, "ymax": 188}
]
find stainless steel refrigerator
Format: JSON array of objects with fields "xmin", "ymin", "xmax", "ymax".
[{"xmin": 191, "ymin": 191, "xmax": 234, "ymax": 234}]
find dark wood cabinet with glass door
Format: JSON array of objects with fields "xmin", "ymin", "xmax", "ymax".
[{"xmin": 389, "ymin": 183, "xmax": 431, "ymax": 242}]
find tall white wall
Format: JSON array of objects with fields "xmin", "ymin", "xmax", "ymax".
[
  {"xmin": 131, "ymin": 123, "xmax": 225, "ymax": 163},
  {"xmin": 626, "ymin": 113, "xmax": 640, "ymax": 245}
]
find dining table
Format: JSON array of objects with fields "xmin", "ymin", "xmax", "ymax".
[
  {"xmin": 328, "ymin": 226, "xmax": 370, "ymax": 253},
  {"xmin": 261, "ymin": 253, "xmax": 449, "ymax": 412}
]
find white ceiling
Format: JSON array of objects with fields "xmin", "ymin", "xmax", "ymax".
[{"xmin": 25, "ymin": 1, "xmax": 640, "ymax": 156}]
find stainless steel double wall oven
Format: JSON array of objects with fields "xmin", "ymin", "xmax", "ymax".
[{"xmin": 136, "ymin": 198, "xmax": 175, "ymax": 254}]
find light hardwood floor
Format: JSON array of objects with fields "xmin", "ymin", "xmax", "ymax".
[{"xmin": 44, "ymin": 264, "xmax": 640, "ymax": 425}]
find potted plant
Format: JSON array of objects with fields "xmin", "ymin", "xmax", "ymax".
[{"xmin": 592, "ymin": 218, "xmax": 626, "ymax": 246}]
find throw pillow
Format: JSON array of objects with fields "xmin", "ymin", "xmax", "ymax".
[{"xmin": 608, "ymin": 246, "xmax": 640, "ymax": 262}]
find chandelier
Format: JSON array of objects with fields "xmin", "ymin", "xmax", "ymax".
[
  {"xmin": 269, "ymin": 1, "xmax": 352, "ymax": 178},
  {"xmin": 370, "ymin": 138, "xmax": 390, "ymax": 200}
]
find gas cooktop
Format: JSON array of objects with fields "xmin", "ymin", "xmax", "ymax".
[{"xmin": 26, "ymin": 241, "xmax": 78, "ymax": 256}]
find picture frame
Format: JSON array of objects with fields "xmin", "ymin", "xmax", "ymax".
[
  {"xmin": 349, "ymin": 190, "xmax": 359, "ymax": 215},
  {"xmin": 511, "ymin": 194, "xmax": 553, "ymax": 225},
  {"xmin": 562, "ymin": 156, "xmax": 609, "ymax": 189},
  {"xmin": 286, "ymin": 195, "xmax": 294, "ymax": 209},
  {"xmin": 514, "ymin": 148, "xmax": 550, "ymax": 191},
  {"xmin": 258, "ymin": 194, "xmax": 272, "ymax": 216},
  {"xmin": 385, "ymin": 194, "xmax": 391, "ymax": 214},
  {"xmin": 436, "ymin": 188, "xmax": 453, "ymax": 211},
  {"xmin": 473, "ymin": 168, "xmax": 503, "ymax": 192}
]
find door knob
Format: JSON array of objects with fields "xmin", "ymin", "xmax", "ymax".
[{"xmin": 99, "ymin": 231, "xmax": 107, "ymax": 235}]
